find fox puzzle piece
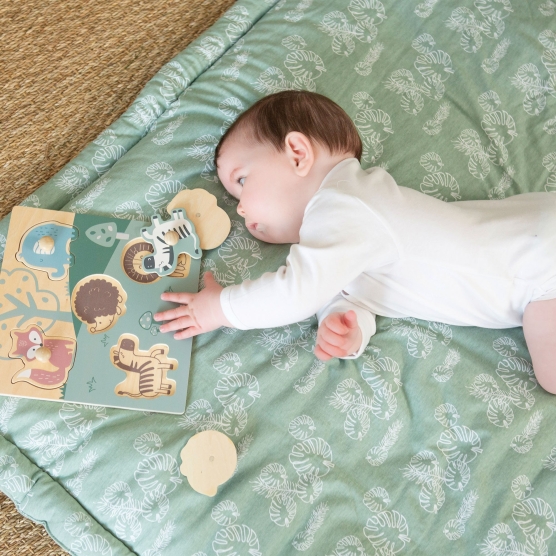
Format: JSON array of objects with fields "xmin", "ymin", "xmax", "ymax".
[
  {"xmin": 179, "ymin": 430, "xmax": 237, "ymax": 497},
  {"xmin": 8, "ymin": 324, "xmax": 76, "ymax": 389}
]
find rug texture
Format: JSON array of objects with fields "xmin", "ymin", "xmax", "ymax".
[{"xmin": 0, "ymin": 0, "xmax": 236, "ymax": 553}]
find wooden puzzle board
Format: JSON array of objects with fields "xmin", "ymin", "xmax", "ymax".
[{"xmin": 0, "ymin": 206, "xmax": 200, "ymax": 414}]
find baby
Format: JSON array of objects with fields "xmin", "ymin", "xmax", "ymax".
[{"xmin": 154, "ymin": 91, "xmax": 556, "ymax": 394}]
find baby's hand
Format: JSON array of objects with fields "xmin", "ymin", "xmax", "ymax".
[
  {"xmin": 153, "ymin": 272, "xmax": 233, "ymax": 339},
  {"xmin": 314, "ymin": 310, "xmax": 362, "ymax": 361}
]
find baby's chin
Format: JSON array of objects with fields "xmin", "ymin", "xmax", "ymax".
[{"xmin": 247, "ymin": 227, "xmax": 296, "ymax": 244}]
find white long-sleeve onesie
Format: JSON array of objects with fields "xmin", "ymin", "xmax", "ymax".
[{"xmin": 220, "ymin": 158, "xmax": 556, "ymax": 358}]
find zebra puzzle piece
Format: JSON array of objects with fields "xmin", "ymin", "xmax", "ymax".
[
  {"xmin": 140, "ymin": 209, "xmax": 202, "ymax": 277},
  {"xmin": 180, "ymin": 430, "xmax": 237, "ymax": 497},
  {"xmin": 110, "ymin": 333, "xmax": 178, "ymax": 399}
]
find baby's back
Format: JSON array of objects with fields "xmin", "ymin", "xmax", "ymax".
[{"xmin": 334, "ymin": 161, "xmax": 556, "ymax": 327}]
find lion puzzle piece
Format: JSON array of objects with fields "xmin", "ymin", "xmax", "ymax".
[
  {"xmin": 16, "ymin": 221, "xmax": 78, "ymax": 280},
  {"xmin": 179, "ymin": 430, "xmax": 237, "ymax": 497},
  {"xmin": 110, "ymin": 333, "xmax": 177, "ymax": 399},
  {"xmin": 140, "ymin": 208, "xmax": 202, "ymax": 277}
]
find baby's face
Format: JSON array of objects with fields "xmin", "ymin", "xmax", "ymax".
[{"xmin": 216, "ymin": 136, "xmax": 310, "ymax": 244}]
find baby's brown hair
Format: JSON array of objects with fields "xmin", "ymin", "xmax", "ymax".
[{"xmin": 214, "ymin": 91, "xmax": 362, "ymax": 166}]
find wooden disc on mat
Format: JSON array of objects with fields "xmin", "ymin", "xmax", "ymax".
[
  {"xmin": 179, "ymin": 430, "xmax": 237, "ymax": 497},
  {"xmin": 167, "ymin": 189, "xmax": 231, "ymax": 250}
]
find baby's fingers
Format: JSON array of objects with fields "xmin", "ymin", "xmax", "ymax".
[
  {"xmin": 154, "ymin": 305, "xmax": 189, "ymax": 322},
  {"xmin": 325, "ymin": 312, "xmax": 351, "ymax": 335},
  {"xmin": 174, "ymin": 326, "xmax": 201, "ymax": 340},
  {"xmin": 320, "ymin": 324, "xmax": 345, "ymax": 347},
  {"xmin": 314, "ymin": 344, "xmax": 333, "ymax": 361},
  {"xmin": 160, "ymin": 292, "xmax": 193, "ymax": 304},
  {"xmin": 316, "ymin": 337, "xmax": 348, "ymax": 359},
  {"xmin": 159, "ymin": 315, "xmax": 195, "ymax": 333}
]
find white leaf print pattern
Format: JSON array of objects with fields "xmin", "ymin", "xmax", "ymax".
[
  {"xmin": 366, "ymin": 420, "xmax": 403, "ymax": 466},
  {"xmin": 443, "ymin": 490, "xmax": 478, "ymax": 540},
  {"xmin": 288, "ymin": 415, "xmax": 316, "ymax": 440},
  {"xmin": 212, "ymin": 524, "xmax": 261, "ymax": 556},
  {"xmin": 0, "ymin": 455, "xmax": 17, "ymax": 481},
  {"xmin": 543, "ymin": 447, "xmax": 556, "ymax": 472},
  {"xmin": 147, "ymin": 521, "xmax": 177, "ymax": 554},
  {"xmin": 134, "ymin": 454, "xmax": 182, "ymax": 494},
  {"xmin": 0, "ymin": 397, "xmax": 19, "ymax": 434},
  {"xmin": 54, "ymin": 165, "xmax": 90, "ymax": 194},
  {"xmin": 134, "ymin": 433, "xmax": 163, "ymax": 457},
  {"xmin": 364, "ymin": 510, "xmax": 411, "ymax": 553},
  {"xmin": 292, "ymin": 503, "xmax": 328, "ymax": 550},
  {"xmin": 64, "ymin": 512, "xmax": 93, "ymax": 537},
  {"xmin": 71, "ymin": 534, "xmax": 113, "ymax": 555},
  {"xmin": 212, "ymin": 500, "xmax": 240, "ymax": 526}
]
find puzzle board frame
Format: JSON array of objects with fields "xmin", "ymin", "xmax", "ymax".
[{"xmin": 0, "ymin": 206, "xmax": 200, "ymax": 414}]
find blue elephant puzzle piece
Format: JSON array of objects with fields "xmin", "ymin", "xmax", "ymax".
[{"xmin": 17, "ymin": 222, "xmax": 79, "ymax": 280}]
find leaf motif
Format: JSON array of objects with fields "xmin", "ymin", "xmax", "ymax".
[
  {"xmin": 332, "ymin": 32, "xmax": 355, "ymax": 56},
  {"xmin": 419, "ymin": 481, "xmax": 445, "ymax": 513},
  {"xmin": 284, "ymin": 50, "xmax": 326, "ymax": 81},
  {"xmin": 218, "ymin": 97, "xmax": 244, "ymax": 118}
]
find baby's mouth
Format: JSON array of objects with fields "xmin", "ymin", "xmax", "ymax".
[{"xmin": 246, "ymin": 222, "xmax": 258, "ymax": 231}]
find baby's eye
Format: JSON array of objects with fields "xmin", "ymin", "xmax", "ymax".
[{"xmin": 237, "ymin": 177, "xmax": 245, "ymax": 186}]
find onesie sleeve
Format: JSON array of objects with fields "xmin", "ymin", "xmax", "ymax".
[
  {"xmin": 220, "ymin": 188, "xmax": 398, "ymax": 330},
  {"xmin": 316, "ymin": 293, "xmax": 376, "ymax": 359}
]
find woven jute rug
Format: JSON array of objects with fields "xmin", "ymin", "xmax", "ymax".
[{"xmin": 0, "ymin": 0, "xmax": 236, "ymax": 553}]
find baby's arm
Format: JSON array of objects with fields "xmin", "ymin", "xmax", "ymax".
[{"xmin": 316, "ymin": 293, "xmax": 377, "ymax": 360}]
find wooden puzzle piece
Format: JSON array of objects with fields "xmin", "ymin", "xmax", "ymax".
[
  {"xmin": 8, "ymin": 324, "xmax": 76, "ymax": 389},
  {"xmin": 168, "ymin": 253, "xmax": 192, "ymax": 279},
  {"xmin": 179, "ymin": 430, "xmax": 237, "ymax": 497},
  {"xmin": 71, "ymin": 275, "xmax": 127, "ymax": 334},
  {"xmin": 139, "ymin": 209, "xmax": 202, "ymax": 277},
  {"xmin": 110, "ymin": 333, "xmax": 177, "ymax": 398},
  {"xmin": 16, "ymin": 221, "xmax": 78, "ymax": 280},
  {"xmin": 120, "ymin": 238, "xmax": 160, "ymax": 284},
  {"xmin": 168, "ymin": 189, "xmax": 231, "ymax": 250}
]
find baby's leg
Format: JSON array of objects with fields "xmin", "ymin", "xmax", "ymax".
[{"xmin": 522, "ymin": 298, "xmax": 556, "ymax": 394}]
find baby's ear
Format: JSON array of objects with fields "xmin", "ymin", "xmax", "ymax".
[{"xmin": 284, "ymin": 131, "xmax": 314, "ymax": 177}]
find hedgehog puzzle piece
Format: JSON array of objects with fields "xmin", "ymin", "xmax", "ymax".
[
  {"xmin": 72, "ymin": 275, "xmax": 127, "ymax": 334},
  {"xmin": 140, "ymin": 209, "xmax": 202, "ymax": 277},
  {"xmin": 16, "ymin": 221, "xmax": 78, "ymax": 280},
  {"xmin": 9, "ymin": 324, "xmax": 76, "ymax": 389},
  {"xmin": 110, "ymin": 333, "xmax": 177, "ymax": 399}
]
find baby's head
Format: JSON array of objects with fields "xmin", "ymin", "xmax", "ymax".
[{"xmin": 214, "ymin": 91, "xmax": 362, "ymax": 244}]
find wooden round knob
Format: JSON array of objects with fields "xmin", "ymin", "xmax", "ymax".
[
  {"xmin": 35, "ymin": 347, "xmax": 51, "ymax": 362},
  {"xmin": 164, "ymin": 230, "xmax": 179, "ymax": 246},
  {"xmin": 38, "ymin": 236, "xmax": 55, "ymax": 251}
]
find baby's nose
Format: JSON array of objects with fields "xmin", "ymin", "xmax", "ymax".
[{"xmin": 236, "ymin": 203, "xmax": 246, "ymax": 217}]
